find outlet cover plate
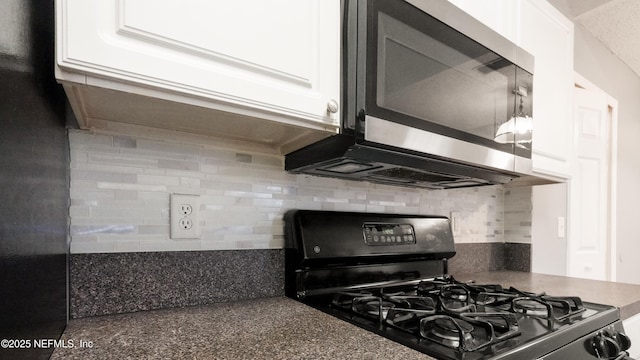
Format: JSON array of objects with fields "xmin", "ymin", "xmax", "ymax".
[{"xmin": 170, "ymin": 194, "xmax": 201, "ymax": 239}]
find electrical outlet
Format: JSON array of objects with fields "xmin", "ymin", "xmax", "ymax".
[
  {"xmin": 179, "ymin": 218, "xmax": 193, "ymax": 230},
  {"xmin": 180, "ymin": 204, "xmax": 192, "ymax": 216},
  {"xmin": 170, "ymin": 194, "xmax": 200, "ymax": 239}
]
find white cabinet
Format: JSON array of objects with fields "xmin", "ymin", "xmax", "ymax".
[
  {"xmin": 449, "ymin": 0, "xmax": 574, "ymax": 179},
  {"xmin": 517, "ymin": 0, "xmax": 574, "ymax": 179},
  {"xmin": 624, "ymin": 313, "xmax": 640, "ymax": 358},
  {"xmin": 56, "ymin": 0, "xmax": 340, "ymax": 154},
  {"xmin": 447, "ymin": 0, "xmax": 519, "ymax": 43}
]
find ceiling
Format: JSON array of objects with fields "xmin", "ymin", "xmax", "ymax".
[{"xmin": 548, "ymin": 0, "xmax": 640, "ymax": 76}]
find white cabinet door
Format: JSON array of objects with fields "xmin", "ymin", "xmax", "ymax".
[
  {"xmin": 57, "ymin": 0, "xmax": 340, "ymax": 146},
  {"xmin": 517, "ymin": 0, "xmax": 574, "ymax": 179},
  {"xmin": 447, "ymin": 0, "xmax": 519, "ymax": 42},
  {"xmin": 450, "ymin": 0, "xmax": 574, "ymax": 179}
]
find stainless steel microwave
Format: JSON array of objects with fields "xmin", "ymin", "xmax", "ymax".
[{"xmin": 285, "ymin": 0, "xmax": 534, "ymax": 189}]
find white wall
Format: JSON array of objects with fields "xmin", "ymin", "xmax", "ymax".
[
  {"xmin": 573, "ymin": 23, "xmax": 640, "ymax": 284},
  {"xmin": 69, "ymin": 129, "xmax": 507, "ymax": 253},
  {"xmin": 531, "ymin": 183, "xmax": 568, "ymax": 276}
]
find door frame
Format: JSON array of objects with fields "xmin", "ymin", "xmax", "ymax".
[{"xmin": 573, "ymin": 72, "xmax": 618, "ymax": 281}]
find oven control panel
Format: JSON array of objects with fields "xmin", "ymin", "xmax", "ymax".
[
  {"xmin": 284, "ymin": 210, "xmax": 456, "ymax": 261},
  {"xmin": 363, "ymin": 223, "xmax": 416, "ymax": 245}
]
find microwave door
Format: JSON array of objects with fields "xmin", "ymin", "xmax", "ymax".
[{"xmin": 363, "ymin": 0, "xmax": 520, "ymax": 172}]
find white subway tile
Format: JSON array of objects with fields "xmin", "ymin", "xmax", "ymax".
[
  {"xmin": 71, "ymin": 224, "xmax": 137, "ymax": 236},
  {"xmin": 138, "ymin": 174, "xmax": 180, "ymax": 186},
  {"xmin": 295, "ymin": 201, "xmax": 323, "ymax": 211},
  {"xmin": 366, "ymin": 205, "xmax": 386, "ymax": 213},
  {"xmin": 90, "ymin": 207, "xmax": 145, "ymax": 219},
  {"xmin": 72, "ymin": 169, "xmax": 138, "ymax": 183},
  {"xmin": 88, "ymin": 153, "xmax": 156, "ymax": 169},
  {"xmin": 137, "ymin": 139, "xmax": 199, "ymax": 156},
  {"xmin": 179, "ymin": 177, "xmax": 201, "ymax": 188},
  {"xmin": 69, "ymin": 206, "xmax": 90, "ymax": 217},
  {"xmin": 252, "ymin": 198, "xmax": 294, "ymax": 208},
  {"xmin": 332, "ymin": 203, "xmax": 367, "ymax": 212},
  {"xmin": 200, "ymin": 148, "xmax": 237, "ymax": 161},
  {"xmin": 250, "ymin": 154, "xmax": 282, "ymax": 167},
  {"xmin": 115, "ymin": 241, "xmax": 141, "ymax": 252},
  {"xmin": 200, "ymin": 240, "xmax": 242, "ymax": 251},
  {"xmin": 97, "ymin": 200, "xmax": 146, "ymax": 208},
  {"xmin": 70, "ymin": 189, "xmax": 114, "ymax": 201},
  {"xmin": 97, "ymin": 183, "xmax": 167, "ymax": 192},
  {"xmin": 69, "ymin": 151, "xmax": 88, "ymax": 163},
  {"xmin": 312, "ymin": 196, "xmax": 348, "ymax": 203},
  {"xmin": 68, "ymin": 127, "xmax": 516, "ymax": 253},
  {"xmin": 224, "ymin": 190, "xmax": 272, "ymax": 199},
  {"xmin": 113, "ymin": 136, "xmax": 136, "ymax": 148},
  {"xmin": 139, "ymin": 239, "xmax": 201, "ymax": 252},
  {"xmin": 138, "ymin": 191, "xmax": 169, "ymax": 201},
  {"xmin": 115, "ymin": 190, "xmax": 139, "ymax": 200},
  {"xmin": 69, "ymin": 130, "xmax": 113, "ymax": 147},
  {"xmin": 71, "ymin": 241, "xmax": 116, "ymax": 254},
  {"xmin": 138, "ymin": 225, "xmax": 170, "ymax": 234},
  {"xmin": 158, "ymin": 159, "xmax": 200, "ymax": 171}
]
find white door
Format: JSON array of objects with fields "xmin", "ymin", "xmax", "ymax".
[{"xmin": 568, "ymin": 85, "xmax": 612, "ymax": 280}]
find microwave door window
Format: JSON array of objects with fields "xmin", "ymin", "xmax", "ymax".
[
  {"xmin": 375, "ymin": 12, "xmax": 515, "ymax": 145},
  {"xmin": 514, "ymin": 67, "xmax": 533, "ymax": 153}
]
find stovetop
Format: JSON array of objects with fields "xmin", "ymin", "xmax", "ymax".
[{"xmin": 301, "ymin": 275, "xmax": 619, "ymax": 360}]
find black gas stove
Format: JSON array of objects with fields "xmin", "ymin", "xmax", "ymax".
[{"xmin": 284, "ymin": 210, "xmax": 634, "ymax": 360}]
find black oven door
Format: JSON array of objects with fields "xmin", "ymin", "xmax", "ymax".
[{"xmin": 349, "ymin": 0, "xmax": 533, "ymax": 174}]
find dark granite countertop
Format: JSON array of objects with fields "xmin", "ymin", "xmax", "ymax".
[
  {"xmin": 50, "ymin": 296, "xmax": 433, "ymax": 360},
  {"xmin": 51, "ymin": 271, "xmax": 640, "ymax": 359}
]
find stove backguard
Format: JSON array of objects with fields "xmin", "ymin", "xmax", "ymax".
[{"xmin": 284, "ymin": 210, "xmax": 456, "ymax": 298}]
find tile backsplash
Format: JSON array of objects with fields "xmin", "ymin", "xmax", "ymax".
[
  {"xmin": 69, "ymin": 129, "xmax": 515, "ymax": 253},
  {"xmin": 503, "ymin": 186, "xmax": 533, "ymax": 243}
]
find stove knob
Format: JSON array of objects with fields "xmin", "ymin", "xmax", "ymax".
[
  {"xmin": 592, "ymin": 334, "xmax": 621, "ymax": 359},
  {"xmin": 613, "ymin": 331, "xmax": 632, "ymax": 352}
]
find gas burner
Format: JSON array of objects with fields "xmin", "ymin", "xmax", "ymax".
[
  {"xmin": 352, "ymin": 296, "xmax": 395, "ymax": 320},
  {"xmin": 386, "ymin": 307, "xmax": 437, "ymax": 335},
  {"xmin": 419, "ymin": 312, "xmax": 522, "ymax": 352},
  {"xmin": 441, "ymin": 284, "xmax": 470, "ymax": 302},
  {"xmin": 512, "ymin": 297, "xmax": 550, "ymax": 317},
  {"xmin": 510, "ymin": 296, "xmax": 586, "ymax": 320},
  {"xmin": 417, "ymin": 278, "xmax": 450, "ymax": 293},
  {"xmin": 429, "ymin": 317, "xmax": 474, "ymax": 348},
  {"xmin": 475, "ymin": 292, "xmax": 518, "ymax": 308},
  {"xmin": 542, "ymin": 296, "xmax": 586, "ymax": 320},
  {"xmin": 439, "ymin": 285, "xmax": 477, "ymax": 313}
]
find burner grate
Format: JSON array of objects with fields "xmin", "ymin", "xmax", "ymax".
[
  {"xmin": 327, "ymin": 276, "xmax": 590, "ymax": 355},
  {"xmin": 420, "ymin": 312, "xmax": 521, "ymax": 352}
]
